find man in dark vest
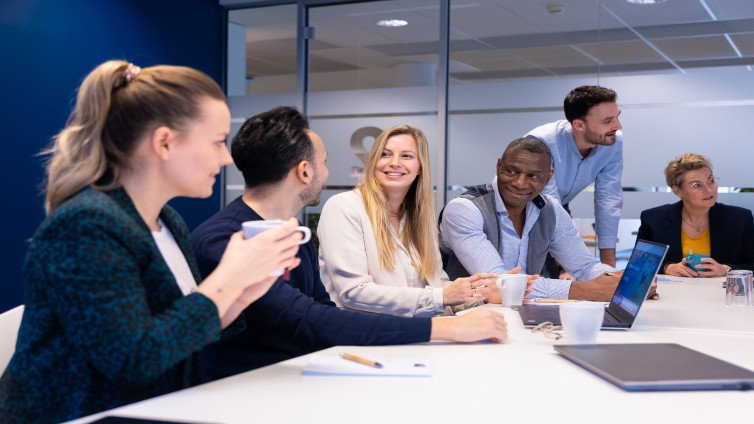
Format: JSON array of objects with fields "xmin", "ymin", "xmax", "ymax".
[{"xmin": 439, "ymin": 136, "xmax": 625, "ymax": 301}]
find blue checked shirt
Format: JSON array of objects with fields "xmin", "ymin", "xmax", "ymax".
[
  {"xmin": 440, "ymin": 177, "xmax": 617, "ymax": 299},
  {"xmin": 526, "ymin": 120, "xmax": 623, "ymax": 250}
]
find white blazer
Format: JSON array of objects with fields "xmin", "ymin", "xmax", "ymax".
[{"xmin": 317, "ymin": 190, "xmax": 449, "ymax": 317}]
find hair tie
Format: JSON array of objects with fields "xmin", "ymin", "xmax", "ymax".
[{"xmin": 123, "ymin": 63, "xmax": 141, "ymax": 83}]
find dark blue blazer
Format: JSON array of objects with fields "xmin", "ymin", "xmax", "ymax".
[
  {"xmin": 190, "ymin": 197, "xmax": 431, "ymax": 380},
  {"xmin": 0, "ymin": 187, "xmax": 221, "ymax": 423},
  {"xmin": 637, "ymin": 201, "xmax": 754, "ymax": 272}
]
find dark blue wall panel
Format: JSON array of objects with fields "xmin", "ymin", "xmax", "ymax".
[{"xmin": 0, "ymin": 0, "xmax": 224, "ymax": 313}]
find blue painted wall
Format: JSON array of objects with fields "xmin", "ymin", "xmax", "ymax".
[{"xmin": 0, "ymin": 0, "xmax": 225, "ymax": 313}]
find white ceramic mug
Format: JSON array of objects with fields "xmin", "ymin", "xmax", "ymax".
[
  {"xmin": 495, "ymin": 274, "xmax": 529, "ymax": 307},
  {"xmin": 241, "ymin": 220, "xmax": 312, "ymax": 276},
  {"xmin": 559, "ymin": 302, "xmax": 604, "ymax": 344}
]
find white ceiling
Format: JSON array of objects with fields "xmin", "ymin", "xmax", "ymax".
[{"xmin": 228, "ymin": 0, "xmax": 754, "ymax": 84}]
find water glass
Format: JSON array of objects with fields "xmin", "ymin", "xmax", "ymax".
[{"xmin": 725, "ymin": 270, "xmax": 753, "ymax": 306}]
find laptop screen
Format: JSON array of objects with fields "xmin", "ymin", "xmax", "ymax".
[{"xmin": 607, "ymin": 239, "xmax": 668, "ymax": 324}]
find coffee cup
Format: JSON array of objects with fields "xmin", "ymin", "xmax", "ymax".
[
  {"xmin": 686, "ymin": 253, "xmax": 711, "ymax": 273},
  {"xmin": 241, "ymin": 220, "xmax": 311, "ymax": 276},
  {"xmin": 559, "ymin": 302, "xmax": 604, "ymax": 344},
  {"xmin": 495, "ymin": 274, "xmax": 529, "ymax": 307}
]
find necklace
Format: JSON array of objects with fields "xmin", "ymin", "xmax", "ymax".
[{"xmin": 682, "ymin": 218, "xmax": 708, "ymax": 232}]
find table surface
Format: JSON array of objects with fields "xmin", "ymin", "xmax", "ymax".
[{"xmin": 68, "ymin": 277, "xmax": 754, "ymax": 424}]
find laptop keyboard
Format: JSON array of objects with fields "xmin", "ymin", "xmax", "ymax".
[{"xmin": 603, "ymin": 311, "xmax": 620, "ymax": 324}]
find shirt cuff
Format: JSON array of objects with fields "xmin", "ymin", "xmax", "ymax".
[
  {"xmin": 597, "ymin": 236, "xmax": 617, "ymax": 249},
  {"xmin": 529, "ymin": 277, "xmax": 572, "ymax": 300},
  {"xmin": 415, "ymin": 286, "xmax": 445, "ymax": 317}
]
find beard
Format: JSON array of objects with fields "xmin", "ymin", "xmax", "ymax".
[
  {"xmin": 300, "ymin": 176, "xmax": 324, "ymax": 207},
  {"xmin": 584, "ymin": 126, "xmax": 617, "ymax": 147}
]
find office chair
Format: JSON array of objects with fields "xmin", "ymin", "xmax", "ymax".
[{"xmin": 0, "ymin": 305, "xmax": 24, "ymax": 375}]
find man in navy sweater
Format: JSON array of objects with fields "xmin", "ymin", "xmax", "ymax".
[{"xmin": 191, "ymin": 106, "xmax": 507, "ymax": 380}]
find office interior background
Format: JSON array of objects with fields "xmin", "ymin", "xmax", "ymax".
[{"xmin": 2, "ymin": 0, "xmax": 753, "ymax": 313}]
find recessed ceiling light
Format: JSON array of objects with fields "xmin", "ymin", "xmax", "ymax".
[
  {"xmin": 625, "ymin": 0, "xmax": 667, "ymax": 4},
  {"xmin": 376, "ymin": 19, "xmax": 408, "ymax": 27}
]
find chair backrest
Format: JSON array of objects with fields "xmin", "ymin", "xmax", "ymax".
[{"xmin": 0, "ymin": 305, "xmax": 24, "ymax": 376}]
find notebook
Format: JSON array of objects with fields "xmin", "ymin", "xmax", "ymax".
[
  {"xmin": 555, "ymin": 343, "xmax": 754, "ymax": 391},
  {"xmin": 303, "ymin": 354, "xmax": 432, "ymax": 377},
  {"xmin": 518, "ymin": 239, "xmax": 669, "ymax": 330}
]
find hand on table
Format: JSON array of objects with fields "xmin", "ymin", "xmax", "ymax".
[
  {"xmin": 430, "ymin": 308, "xmax": 508, "ymax": 343},
  {"xmin": 443, "ymin": 273, "xmax": 497, "ymax": 305}
]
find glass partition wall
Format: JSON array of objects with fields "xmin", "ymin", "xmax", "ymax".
[
  {"xmin": 225, "ymin": 0, "xmax": 754, "ymax": 252},
  {"xmin": 305, "ymin": 0, "xmax": 441, "ymax": 239}
]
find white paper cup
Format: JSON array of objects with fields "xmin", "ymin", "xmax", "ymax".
[
  {"xmin": 495, "ymin": 274, "xmax": 529, "ymax": 307},
  {"xmin": 559, "ymin": 302, "xmax": 604, "ymax": 344},
  {"xmin": 241, "ymin": 220, "xmax": 311, "ymax": 276}
]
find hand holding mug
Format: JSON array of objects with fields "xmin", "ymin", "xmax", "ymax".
[{"xmin": 242, "ymin": 220, "xmax": 311, "ymax": 276}]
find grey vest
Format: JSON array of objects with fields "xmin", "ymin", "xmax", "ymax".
[{"xmin": 439, "ymin": 182, "xmax": 556, "ymax": 279}]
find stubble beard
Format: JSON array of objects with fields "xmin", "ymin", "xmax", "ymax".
[{"xmin": 585, "ymin": 127, "xmax": 616, "ymax": 147}]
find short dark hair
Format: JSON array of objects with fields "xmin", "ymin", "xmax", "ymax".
[
  {"xmin": 503, "ymin": 136, "xmax": 552, "ymax": 164},
  {"xmin": 563, "ymin": 85, "xmax": 617, "ymax": 123},
  {"xmin": 231, "ymin": 106, "xmax": 313, "ymax": 188}
]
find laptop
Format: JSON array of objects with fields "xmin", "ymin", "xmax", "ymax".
[
  {"xmin": 518, "ymin": 239, "xmax": 669, "ymax": 330},
  {"xmin": 554, "ymin": 343, "xmax": 754, "ymax": 391}
]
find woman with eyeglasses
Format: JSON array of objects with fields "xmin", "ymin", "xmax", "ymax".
[{"xmin": 637, "ymin": 153, "xmax": 754, "ymax": 277}]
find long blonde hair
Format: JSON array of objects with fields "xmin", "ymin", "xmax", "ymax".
[
  {"xmin": 358, "ymin": 125, "xmax": 439, "ymax": 280},
  {"xmin": 43, "ymin": 60, "xmax": 225, "ymax": 213}
]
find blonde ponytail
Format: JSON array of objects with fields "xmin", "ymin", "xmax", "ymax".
[
  {"xmin": 43, "ymin": 60, "xmax": 225, "ymax": 213},
  {"xmin": 44, "ymin": 61, "xmax": 128, "ymax": 213}
]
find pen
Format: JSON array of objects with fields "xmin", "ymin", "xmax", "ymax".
[
  {"xmin": 535, "ymin": 298, "xmax": 577, "ymax": 303},
  {"xmin": 340, "ymin": 352, "xmax": 383, "ymax": 369}
]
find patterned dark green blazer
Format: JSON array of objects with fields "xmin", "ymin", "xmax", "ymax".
[{"xmin": 0, "ymin": 187, "xmax": 222, "ymax": 423}]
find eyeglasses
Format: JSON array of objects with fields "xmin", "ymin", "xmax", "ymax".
[
  {"xmin": 531, "ymin": 322, "xmax": 563, "ymax": 340},
  {"xmin": 687, "ymin": 177, "xmax": 719, "ymax": 192}
]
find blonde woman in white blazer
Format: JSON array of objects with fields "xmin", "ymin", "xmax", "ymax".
[{"xmin": 318, "ymin": 125, "xmax": 505, "ymax": 318}]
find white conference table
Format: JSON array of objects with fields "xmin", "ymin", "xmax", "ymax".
[{"xmin": 69, "ymin": 277, "xmax": 754, "ymax": 424}]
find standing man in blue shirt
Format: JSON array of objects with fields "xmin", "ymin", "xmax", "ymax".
[
  {"xmin": 526, "ymin": 85, "xmax": 623, "ymax": 268},
  {"xmin": 191, "ymin": 107, "xmax": 507, "ymax": 380}
]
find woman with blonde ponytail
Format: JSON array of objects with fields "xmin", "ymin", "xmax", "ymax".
[
  {"xmin": 0, "ymin": 61, "xmax": 304, "ymax": 423},
  {"xmin": 318, "ymin": 125, "xmax": 499, "ymax": 317}
]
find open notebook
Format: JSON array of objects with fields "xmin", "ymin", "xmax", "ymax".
[{"xmin": 303, "ymin": 354, "xmax": 432, "ymax": 377}]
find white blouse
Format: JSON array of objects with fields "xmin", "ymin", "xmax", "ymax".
[
  {"xmin": 317, "ymin": 190, "xmax": 449, "ymax": 318},
  {"xmin": 152, "ymin": 219, "xmax": 198, "ymax": 296}
]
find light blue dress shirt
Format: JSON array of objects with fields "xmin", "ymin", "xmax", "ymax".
[
  {"xmin": 526, "ymin": 120, "xmax": 623, "ymax": 250},
  {"xmin": 440, "ymin": 177, "xmax": 617, "ymax": 299}
]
